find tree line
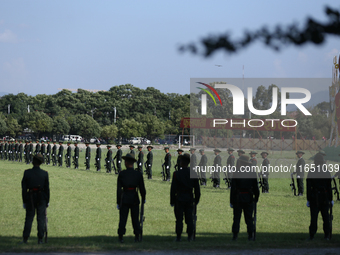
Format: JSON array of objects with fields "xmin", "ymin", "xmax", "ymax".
[{"xmin": 0, "ymin": 83, "xmax": 330, "ymax": 142}]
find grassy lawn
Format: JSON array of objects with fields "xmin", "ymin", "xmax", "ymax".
[{"xmin": 0, "ymin": 148, "xmax": 339, "ymax": 252}]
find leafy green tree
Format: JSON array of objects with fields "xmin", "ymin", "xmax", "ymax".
[
  {"xmin": 119, "ymin": 118, "xmax": 145, "ymax": 139},
  {"xmin": 70, "ymin": 114, "xmax": 102, "ymax": 139},
  {"xmin": 136, "ymin": 113, "xmax": 165, "ymax": 141},
  {"xmin": 52, "ymin": 116, "xmax": 70, "ymax": 136},
  {"xmin": 5, "ymin": 116, "xmax": 21, "ymax": 137},
  {"xmin": 0, "ymin": 113, "xmax": 8, "ymax": 136},
  {"xmin": 21, "ymin": 111, "xmax": 52, "ymax": 138},
  {"xmin": 101, "ymin": 124, "xmax": 119, "ymax": 140}
]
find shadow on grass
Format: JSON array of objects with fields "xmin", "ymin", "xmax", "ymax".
[{"xmin": 1, "ymin": 232, "xmax": 340, "ymax": 252}]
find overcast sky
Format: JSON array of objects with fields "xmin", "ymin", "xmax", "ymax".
[{"xmin": 0, "ymin": 0, "xmax": 338, "ymax": 96}]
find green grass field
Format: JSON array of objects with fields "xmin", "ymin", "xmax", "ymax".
[{"xmin": 0, "ymin": 148, "xmax": 339, "ymax": 252}]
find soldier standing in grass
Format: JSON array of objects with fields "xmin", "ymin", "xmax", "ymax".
[
  {"xmin": 85, "ymin": 141, "xmax": 91, "ymax": 170},
  {"xmin": 260, "ymin": 152, "xmax": 270, "ymax": 193},
  {"xmin": 170, "ymin": 153, "xmax": 200, "ymax": 242},
  {"xmin": 175, "ymin": 149, "xmax": 184, "ymax": 171},
  {"xmin": 35, "ymin": 140, "xmax": 40, "ymax": 155},
  {"xmin": 65, "ymin": 142, "xmax": 72, "ymax": 168},
  {"xmin": 129, "ymin": 145, "xmax": 136, "ymax": 167},
  {"xmin": 52, "ymin": 141, "xmax": 57, "ymax": 166},
  {"xmin": 46, "ymin": 140, "xmax": 51, "ymax": 165},
  {"xmin": 29, "ymin": 140, "xmax": 34, "ymax": 163},
  {"xmin": 4, "ymin": 140, "xmax": 8, "ymax": 160},
  {"xmin": 226, "ymin": 148, "xmax": 235, "ymax": 188},
  {"xmin": 106, "ymin": 145, "xmax": 112, "ymax": 173},
  {"xmin": 58, "ymin": 141, "xmax": 64, "ymax": 167},
  {"xmin": 190, "ymin": 148, "xmax": 197, "ymax": 172},
  {"xmin": 15, "ymin": 139, "xmax": 19, "ymax": 161},
  {"xmin": 164, "ymin": 147, "xmax": 172, "ymax": 181},
  {"xmin": 307, "ymin": 152, "xmax": 333, "ymax": 240},
  {"xmin": 293, "ymin": 151, "xmax": 305, "ymax": 196},
  {"xmin": 212, "ymin": 149, "xmax": 222, "ymax": 188},
  {"xmin": 21, "ymin": 154, "xmax": 50, "ymax": 244},
  {"xmin": 18, "ymin": 140, "xmax": 23, "ymax": 162},
  {"xmin": 137, "ymin": 145, "xmax": 144, "ymax": 174},
  {"xmin": 95, "ymin": 143, "xmax": 101, "ymax": 171},
  {"xmin": 114, "ymin": 144, "xmax": 122, "ymax": 173},
  {"xmin": 145, "ymin": 145, "xmax": 153, "ymax": 179},
  {"xmin": 0, "ymin": 139, "xmax": 3, "ymax": 160},
  {"xmin": 40, "ymin": 140, "xmax": 46, "ymax": 163},
  {"xmin": 24, "ymin": 140, "xmax": 29, "ymax": 164},
  {"xmin": 198, "ymin": 149, "xmax": 207, "ymax": 186},
  {"xmin": 117, "ymin": 153, "xmax": 146, "ymax": 243},
  {"xmin": 230, "ymin": 155, "xmax": 259, "ymax": 241},
  {"xmin": 74, "ymin": 142, "xmax": 79, "ymax": 169}
]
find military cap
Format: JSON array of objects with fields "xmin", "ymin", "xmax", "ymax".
[
  {"xmin": 33, "ymin": 154, "xmax": 44, "ymax": 164},
  {"xmin": 314, "ymin": 153, "xmax": 324, "ymax": 164},
  {"xmin": 74, "ymin": 141, "xmax": 78, "ymax": 145},
  {"xmin": 107, "ymin": 144, "xmax": 112, "ymax": 147},
  {"xmin": 67, "ymin": 141, "xmax": 71, "ymax": 144},
  {"xmin": 227, "ymin": 148, "xmax": 234, "ymax": 151},
  {"xmin": 214, "ymin": 148, "xmax": 221, "ymax": 152},
  {"xmin": 237, "ymin": 149, "xmax": 245, "ymax": 154},
  {"xmin": 53, "ymin": 140, "xmax": 56, "ymax": 143},
  {"xmin": 296, "ymin": 151, "xmax": 305, "ymax": 155},
  {"xmin": 199, "ymin": 149, "xmax": 204, "ymax": 152},
  {"xmin": 122, "ymin": 153, "xmax": 137, "ymax": 162},
  {"xmin": 238, "ymin": 155, "xmax": 252, "ymax": 165},
  {"xmin": 189, "ymin": 148, "xmax": 196, "ymax": 151},
  {"xmin": 129, "ymin": 145, "xmax": 135, "ymax": 148},
  {"xmin": 58, "ymin": 140, "xmax": 63, "ymax": 143},
  {"xmin": 318, "ymin": 150, "xmax": 326, "ymax": 156},
  {"xmin": 261, "ymin": 151, "xmax": 269, "ymax": 155},
  {"xmin": 249, "ymin": 151, "xmax": 257, "ymax": 154},
  {"xmin": 178, "ymin": 153, "xmax": 191, "ymax": 161},
  {"xmin": 41, "ymin": 140, "xmax": 45, "ymax": 143},
  {"xmin": 147, "ymin": 145, "xmax": 153, "ymax": 149},
  {"xmin": 116, "ymin": 144, "xmax": 122, "ymax": 147},
  {"xmin": 164, "ymin": 146, "xmax": 170, "ymax": 150},
  {"xmin": 177, "ymin": 149, "xmax": 184, "ymax": 152},
  {"xmin": 85, "ymin": 140, "xmax": 90, "ymax": 144},
  {"xmin": 96, "ymin": 142, "xmax": 101, "ymax": 145}
]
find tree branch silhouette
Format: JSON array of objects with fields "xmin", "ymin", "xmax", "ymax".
[{"xmin": 179, "ymin": 6, "xmax": 340, "ymax": 57}]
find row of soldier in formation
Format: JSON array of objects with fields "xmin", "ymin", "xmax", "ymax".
[
  {"xmin": 1, "ymin": 139, "xmax": 312, "ymax": 194},
  {"xmin": 20, "ymin": 149, "xmax": 335, "ymax": 245}
]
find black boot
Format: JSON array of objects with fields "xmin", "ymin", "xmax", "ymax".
[
  {"xmin": 134, "ymin": 235, "xmax": 140, "ymax": 243},
  {"xmin": 118, "ymin": 235, "xmax": 124, "ymax": 243},
  {"xmin": 38, "ymin": 238, "xmax": 43, "ymax": 244},
  {"xmin": 175, "ymin": 234, "xmax": 181, "ymax": 242},
  {"xmin": 232, "ymin": 233, "xmax": 238, "ymax": 241}
]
